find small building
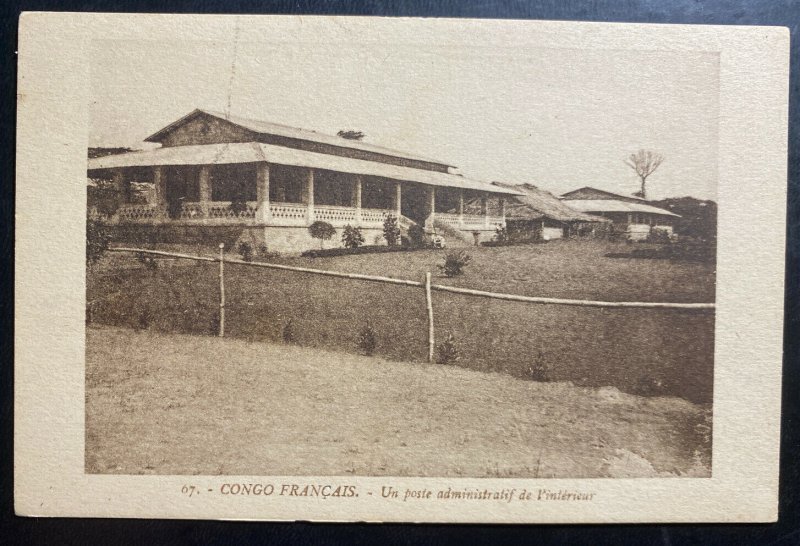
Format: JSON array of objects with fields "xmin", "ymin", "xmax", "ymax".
[
  {"xmin": 491, "ymin": 182, "xmax": 609, "ymax": 241},
  {"xmin": 560, "ymin": 187, "xmax": 680, "ymax": 241},
  {"xmin": 87, "ymin": 109, "xmax": 522, "ymax": 252}
]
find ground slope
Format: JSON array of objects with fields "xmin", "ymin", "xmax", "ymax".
[{"xmin": 86, "ymin": 326, "xmax": 711, "ymax": 478}]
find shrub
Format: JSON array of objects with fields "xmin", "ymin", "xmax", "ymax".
[
  {"xmin": 527, "ymin": 351, "xmax": 550, "ymax": 382},
  {"xmin": 135, "ymin": 308, "xmax": 152, "ymax": 331},
  {"xmin": 472, "ymin": 231, "xmax": 481, "ymax": 246},
  {"xmin": 493, "ymin": 226, "xmax": 509, "ymax": 244},
  {"xmin": 342, "ymin": 225, "xmax": 365, "ymax": 249},
  {"xmin": 382, "ymin": 215, "xmax": 401, "ymax": 246},
  {"xmin": 308, "ymin": 221, "xmax": 336, "ymax": 249},
  {"xmin": 635, "ymin": 375, "xmax": 668, "ymax": 397},
  {"xmin": 436, "ymin": 333, "xmax": 459, "ymax": 365},
  {"xmin": 282, "ymin": 320, "xmax": 296, "ymax": 343},
  {"xmin": 647, "ymin": 227, "xmax": 672, "ymax": 244},
  {"xmin": 300, "ymin": 245, "xmax": 412, "ymax": 258},
  {"xmin": 407, "ymin": 224, "xmax": 427, "ymax": 248},
  {"xmin": 357, "ymin": 323, "xmax": 378, "ymax": 356},
  {"xmin": 86, "ymin": 218, "xmax": 111, "ymax": 266},
  {"xmin": 238, "ymin": 242, "xmax": 253, "ymax": 262},
  {"xmin": 438, "ymin": 250, "xmax": 472, "ymax": 277},
  {"xmin": 136, "ymin": 252, "xmax": 158, "ymax": 271}
]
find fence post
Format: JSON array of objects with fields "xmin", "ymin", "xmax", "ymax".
[
  {"xmin": 218, "ymin": 243, "xmax": 225, "ymax": 337},
  {"xmin": 425, "ymin": 271, "xmax": 434, "ymax": 363}
]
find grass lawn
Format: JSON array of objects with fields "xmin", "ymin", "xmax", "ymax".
[
  {"xmin": 88, "ymin": 239, "xmax": 715, "ymax": 403},
  {"xmin": 86, "ymin": 326, "xmax": 711, "ymax": 477}
]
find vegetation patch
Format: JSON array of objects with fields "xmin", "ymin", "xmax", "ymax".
[
  {"xmin": 300, "ymin": 244, "xmax": 413, "ymax": 258},
  {"xmin": 88, "ymin": 240, "xmax": 715, "ymax": 403}
]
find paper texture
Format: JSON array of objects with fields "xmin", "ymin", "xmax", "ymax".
[{"xmin": 15, "ymin": 13, "xmax": 787, "ymax": 522}]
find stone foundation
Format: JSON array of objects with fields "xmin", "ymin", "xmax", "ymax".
[{"xmin": 109, "ymin": 222, "xmax": 500, "ymax": 254}]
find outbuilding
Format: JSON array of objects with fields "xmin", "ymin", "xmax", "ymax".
[
  {"xmin": 490, "ymin": 182, "xmax": 609, "ymax": 241},
  {"xmin": 560, "ymin": 187, "xmax": 680, "ymax": 241}
]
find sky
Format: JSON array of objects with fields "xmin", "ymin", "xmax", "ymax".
[{"xmin": 90, "ymin": 39, "xmax": 719, "ymax": 200}]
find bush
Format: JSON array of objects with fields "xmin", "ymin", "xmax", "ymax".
[
  {"xmin": 86, "ymin": 218, "xmax": 111, "ymax": 266},
  {"xmin": 342, "ymin": 225, "xmax": 365, "ymax": 249},
  {"xmin": 647, "ymin": 227, "xmax": 672, "ymax": 244},
  {"xmin": 357, "ymin": 323, "xmax": 378, "ymax": 356},
  {"xmin": 383, "ymin": 215, "xmax": 401, "ymax": 246},
  {"xmin": 136, "ymin": 252, "xmax": 158, "ymax": 271},
  {"xmin": 301, "ymin": 245, "xmax": 413, "ymax": 258},
  {"xmin": 407, "ymin": 224, "xmax": 427, "ymax": 248},
  {"xmin": 282, "ymin": 320, "xmax": 296, "ymax": 343},
  {"xmin": 238, "ymin": 242, "xmax": 253, "ymax": 262},
  {"xmin": 436, "ymin": 333, "xmax": 459, "ymax": 365},
  {"xmin": 493, "ymin": 225, "xmax": 509, "ymax": 244},
  {"xmin": 527, "ymin": 351, "xmax": 550, "ymax": 382},
  {"xmin": 308, "ymin": 221, "xmax": 336, "ymax": 249},
  {"xmin": 635, "ymin": 375, "xmax": 669, "ymax": 397},
  {"xmin": 438, "ymin": 250, "xmax": 472, "ymax": 277}
]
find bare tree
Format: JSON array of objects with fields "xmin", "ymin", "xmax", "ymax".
[{"xmin": 624, "ymin": 149, "xmax": 664, "ymax": 200}]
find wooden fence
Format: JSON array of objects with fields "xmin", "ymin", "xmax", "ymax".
[{"xmin": 108, "ymin": 246, "xmax": 716, "ymax": 363}]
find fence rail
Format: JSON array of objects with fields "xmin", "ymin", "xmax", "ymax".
[{"xmin": 107, "ymin": 246, "xmax": 715, "ymax": 361}]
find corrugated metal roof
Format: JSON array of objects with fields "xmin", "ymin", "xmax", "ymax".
[
  {"xmin": 492, "ymin": 182, "xmax": 609, "ymax": 223},
  {"xmin": 563, "ymin": 199, "xmax": 681, "ymax": 217},
  {"xmin": 86, "ymin": 142, "xmax": 523, "ymax": 196},
  {"xmin": 145, "ymin": 109, "xmax": 451, "ymax": 167}
]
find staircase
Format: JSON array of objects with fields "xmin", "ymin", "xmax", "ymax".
[{"xmin": 431, "ymin": 219, "xmax": 472, "ymax": 247}]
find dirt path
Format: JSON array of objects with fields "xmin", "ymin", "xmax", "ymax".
[{"xmin": 86, "ymin": 326, "xmax": 711, "ymax": 478}]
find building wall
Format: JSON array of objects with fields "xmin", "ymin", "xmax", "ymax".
[
  {"xmin": 542, "ymin": 226, "xmax": 564, "ymax": 240},
  {"xmin": 159, "ymin": 116, "xmax": 258, "ymax": 147},
  {"xmin": 257, "ymin": 226, "xmax": 388, "ymax": 254}
]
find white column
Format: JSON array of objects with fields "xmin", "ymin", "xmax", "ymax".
[
  {"xmin": 112, "ymin": 169, "xmax": 129, "ymax": 203},
  {"xmin": 153, "ymin": 166, "xmax": 166, "ymax": 212},
  {"xmin": 198, "ymin": 166, "xmax": 212, "ymax": 216},
  {"xmin": 394, "ymin": 181, "xmax": 402, "ymax": 219},
  {"xmin": 306, "ymin": 168, "xmax": 315, "ymax": 224},
  {"xmin": 481, "ymin": 193, "xmax": 489, "ymax": 228},
  {"xmin": 458, "ymin": 189, "xmax": 465, "ymax": 227},
  {"xmin": 499, "ymin": 197, "xmax": 506, "ymax": 227},
  {"xmin": 353, "ymin": 175, "xmax": 362, "ymax": 225},
  {"xmin": 256, "ymin": 163, "xmax": 270, "ymax": 223},
  {"xmin": 427, "ymin": 186, "xmax": 436, "ymax": 230}
]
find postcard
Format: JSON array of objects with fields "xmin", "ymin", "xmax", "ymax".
[{"xmin": 15, "ymin": 13, "xmax": 788, "ymax": 522}]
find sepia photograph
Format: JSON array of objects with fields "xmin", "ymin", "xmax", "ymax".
[{"xmin": 83, "ymin": 34, "xmax": 717, "ymax": 479}]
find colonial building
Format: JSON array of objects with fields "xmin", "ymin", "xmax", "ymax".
[
  {"xmin": 490, "ymin": 182, "xmax": 609, "ymax": 241},
  {"xmin": 560, "ymin": 187, "xmax": 680, "ymax": 241},
  {"xmin": 87, "ymin": 109, "xmax": 521, "ymax": 252}
]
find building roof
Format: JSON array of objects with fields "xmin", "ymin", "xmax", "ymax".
[
  {"xmin": 560, "ymin": 186, "xmax": 646, "ymax": 203},
  {"xmin": 563, "ymin": 198, "xmax": 681, "ymax": 217},
  {"xmin": 145, "ymin": 109, "xmax": 452, "ymax": 167},
  {"xmin": 492, "ymin": 182, "xmax": 609, "ymax": 223},
  {"xmin": 86, "ymin": 142, "xmax": 523, "ymax": 196}
]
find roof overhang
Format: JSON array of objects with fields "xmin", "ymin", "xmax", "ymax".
[
  {"xmin": 563, "ymin": 199, "xmax": 681, "ymax": 217},
  {"xmin": 87, "ymin": 142, "xmax": 524, "ymax": 196}
]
